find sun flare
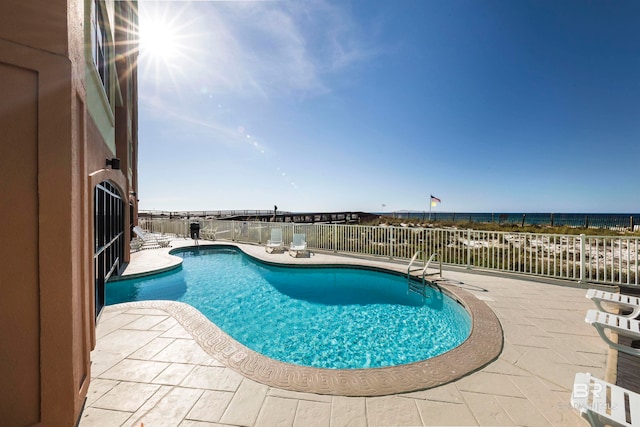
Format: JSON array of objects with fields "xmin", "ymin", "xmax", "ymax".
[
  {"xmin": 137, "ymin": 0, "xmax": 202, "ymax": 82},
  {"xmin": 139, "ymin": 16, "xmax": 181, "ymax": 62}
]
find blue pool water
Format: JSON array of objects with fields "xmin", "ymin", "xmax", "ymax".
[{"xmin": 107, "ymin": 246, "xmax": 471, "ymax": 369}]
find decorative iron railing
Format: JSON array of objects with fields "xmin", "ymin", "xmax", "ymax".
[{"xmin": 140, "ymin": 219, "xmax": 639, "ymax": 287}]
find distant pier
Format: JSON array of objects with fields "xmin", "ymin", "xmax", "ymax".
[{"xmin": 139, "ymin": 210, "xmax": 379, "ymax": 224}]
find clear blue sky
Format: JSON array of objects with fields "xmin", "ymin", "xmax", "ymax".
[{"xmin": 137, "ymin": 0, "xmax": 640, "ymax": 214}]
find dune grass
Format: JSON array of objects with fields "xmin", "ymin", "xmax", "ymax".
[{"xmin": 361, "ymin": 216, "xmax": 640, "ymax": 237}]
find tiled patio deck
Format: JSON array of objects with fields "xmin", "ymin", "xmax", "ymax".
[{"xmin": 79, "ymin": 238, "xmax": 611, "ymax": 426}]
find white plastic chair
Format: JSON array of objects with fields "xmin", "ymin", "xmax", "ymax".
[
  {"xmin": 289, "ymin": 233, "xmax": 307, "ymax": 257},
  {"xmin": 265, "ymin": 228, "xmax": 284, "ymax": 253},
  {"xmin": 586, "ymin": 289, "xmax": 640, "ymax": 319},
  {"xmin": 571, "ymin": 372, "xmax": 639, "ymax": 427},
  {"xmin": 132, "ymin": 225, "xmax": 171, "ymax": 248},
  {"xmin": 585, "ymin": 309, "xmax": 640, "ymax": 357}
]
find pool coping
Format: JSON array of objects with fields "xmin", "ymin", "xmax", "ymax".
[{"xmin": 109, "ymin": 244, "xmax": 504, "ymax": 396}]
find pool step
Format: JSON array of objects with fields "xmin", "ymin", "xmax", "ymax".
[{"xmin": 408, "ymin": 280, "xmax": 427, "ymax": 297}]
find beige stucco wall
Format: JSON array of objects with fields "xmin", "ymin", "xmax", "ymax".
[
  {"xmin": 0, "ymin": 56, "xmax": 41, "ymax": 427},
  {"xmin": 0, "ymin": 0, "xmax": 69, "ymax": 55},
  {"xmin": 0, "ymin": 0, "xmax": 137, "ymax": 424},
  {"xmin": 0, "ymin": 35, "xmax": 88, "ymax": 425}
]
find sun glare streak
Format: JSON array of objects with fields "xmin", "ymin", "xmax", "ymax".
[{"xmin": 141, "ymin": 91, "xmax": 301, "ymax": 191}]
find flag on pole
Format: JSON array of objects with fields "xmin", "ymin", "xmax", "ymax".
[{"xmin": 430, "ymin": 195, "xmax": 441, "ymax": 207}]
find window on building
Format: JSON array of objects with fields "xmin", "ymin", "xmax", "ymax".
[
  {"xmin": 94, "ymin": 181, "xmax": 124, "ymax": 317},
  {"xmin": 91, "ymin": 0, "xmax": 111, "ymax": 104}
]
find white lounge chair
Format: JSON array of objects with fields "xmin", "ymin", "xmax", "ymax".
[
  {"xmin": 571, "ymin": 372, "xmax": 639, "ymax": 427},
  {"xmin": 586, "ymin": 289, "xmax": 640, "ymax": 319},
  {"xmin": 265, "ymin": 228, "xmax": 284, "ymax": 253},
  {"xmin": 132, "ymin": 226, "xmax": 171, "ymax": 248},
  {"xmin": 200, "ymin": 227, "xmax": 217, "ymax": 240},
  {"xmin": 585, "ymin": 309, "xmax": 640, "ymax": 357},
  {"xmin": 130, "ymin": 237, "xmax": 144, "ymax": 252},
  {"xmin": 289, "ymin": 233, "xmax": 307, "ymax": 257}
]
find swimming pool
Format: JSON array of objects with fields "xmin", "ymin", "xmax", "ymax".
[{"xmin": 108, "ymin": 246, "xmax": 472, "ymax": 369}]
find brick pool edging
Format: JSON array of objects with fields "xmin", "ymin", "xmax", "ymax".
[{"xmin": 108, "ymin": 282, "xmax": 503, "ymax": 396}]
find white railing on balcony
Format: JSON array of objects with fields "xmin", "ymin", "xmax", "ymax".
[{"xmin": 140, "ymin": 219, "xmax": 639, "ymax": 287}]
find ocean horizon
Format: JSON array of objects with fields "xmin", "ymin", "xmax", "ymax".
[{"xmin": 379, "ymin": 211, "xmax": 639, "ymax": 228}]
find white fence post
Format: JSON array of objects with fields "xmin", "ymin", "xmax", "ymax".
[
  {"xmin": 579, "ymin": 233, "xmax": 586, "ymax": 283},
  {"xmin": 467, "ymin": 229, "xmax": 472, "ymax": 269}
]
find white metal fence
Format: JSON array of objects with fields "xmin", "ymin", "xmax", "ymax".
[{"xmin": 140, "ymin": 219, "xmax": 639, "ymax": 287}]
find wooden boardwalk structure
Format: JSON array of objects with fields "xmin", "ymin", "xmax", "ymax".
[
  {"xmin": 617, "ymin": 336, "xmax": 640, "ymax": 393},
  {"xmin": 140, "ymin": 210, "xmax": 379, "ymax": 224},
  {"xmin": 227, "ymin": 211, "xmax": 379, "ymax": 224},
  {"xmin": 617, "ymin": 286, "xmax": 640, "ymax": 394}
]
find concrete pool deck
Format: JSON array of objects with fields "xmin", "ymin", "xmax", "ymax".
[{"xmin": 79, "ymin": 238, "xmax": 610, "ymax": 426}]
